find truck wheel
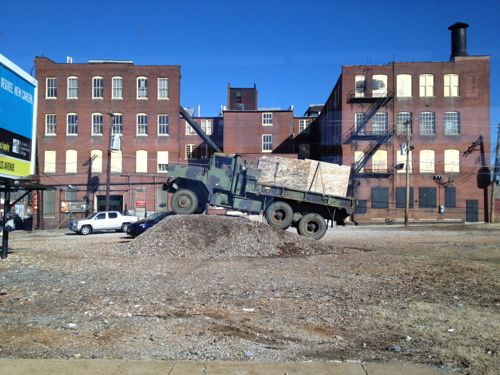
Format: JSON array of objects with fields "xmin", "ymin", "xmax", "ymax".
[
  {"xmin": 80, "ymin": 225, "xmax": 92, "ymax": 235},
  {"xmin": 298, "ymin": 213, "xmax": 327, "ymax": 240},
  {"xmin": 172, "ymin": 189, "xmax": 199, "ymax": 214},
  {"xmin": 266, "ymin": 201, "xmax": 293, "ymax": 229},
  {"xmin": 121, "ymin": 223, "xmax": 130, "ymax": 232}
]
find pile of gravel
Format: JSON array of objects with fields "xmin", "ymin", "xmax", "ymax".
[{"xmin": 126, "ymin": 214, "xmax": 334, "ymax": 258}]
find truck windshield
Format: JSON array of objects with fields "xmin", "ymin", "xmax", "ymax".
[{"xmin": 214, "ymin": 156, "xmax": 233, "ymax": 169}]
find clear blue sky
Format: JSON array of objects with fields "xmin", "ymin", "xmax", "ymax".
[{"xmin": 1, "ymin": 0, "xmax": 499, "ymax": 157}]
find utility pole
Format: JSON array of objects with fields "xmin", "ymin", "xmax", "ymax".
[
  {"xmin": 490, "ymin": 123, "xmax": 500, "ymax": 223},
  {"xmin": 404, "ymin": 120, "xmax": 412, "ymax": 226},
  {"xmin": 105, "ymin": 113, "xmax": 114, "ymax": 211}
]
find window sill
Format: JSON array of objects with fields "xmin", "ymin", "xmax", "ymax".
[
  {"xmin": 136, "ymin": 97, "xmax": 148, "ymax": 100},
  {"xmin": 157, "ymin": 134, "xmax": 170, "ymax": 137},
  {"xmin": 136, "ymin": 134, "xmax": 149, "ymax": 137},
  {"xmin": 92, "ymin": 97, "xmax": 104, "ymax": 100},
  {"xmin": 66, "ymin": 134, "xmax": 78, "ymax": 137},
  {"xmin": 45, "ymin": 97, "xmax": 57, "ymax": 100},
  {"xmin": 44, "ymin": 134, "xmax": 56, "ymax": 137}
]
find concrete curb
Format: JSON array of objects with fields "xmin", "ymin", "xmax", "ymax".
[{"xmin": 0, "ymin": 359, "xmax": 449, "ymax": 374}]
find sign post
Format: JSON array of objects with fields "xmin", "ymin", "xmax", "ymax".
[{"xmin": 0, "ymin": 54, "xmax": 37, "ymax": 258}]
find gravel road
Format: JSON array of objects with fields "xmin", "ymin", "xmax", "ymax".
[{"xmin": 0, "ymin": 216, "xmax": 498, "ymax": 374}]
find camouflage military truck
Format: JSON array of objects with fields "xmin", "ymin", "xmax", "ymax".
[{"xmin": 163, "ymin": 152, "xmax": 355, "ymax": 240}]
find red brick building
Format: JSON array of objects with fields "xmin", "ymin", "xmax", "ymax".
[
  {"xmin": 315, "ymin": 23, "xmax": 491, "ymax": 222},
  {"xmin": 35, "ymin": 57, "xmax": 185, "ymax": 227}
]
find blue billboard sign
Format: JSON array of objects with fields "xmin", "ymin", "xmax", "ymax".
[{"xmin": 0, "ymin": 54, "xmax": 37, "ymax": 179}]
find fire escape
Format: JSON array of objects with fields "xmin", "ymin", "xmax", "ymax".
[{"xmin": 344, "ymin": 90, "xmax": 394, "ymax": 178}]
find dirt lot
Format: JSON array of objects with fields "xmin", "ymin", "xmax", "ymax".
[{"xmin": 0, "ymin": 216, "xmax": 498, "ymax": 374}]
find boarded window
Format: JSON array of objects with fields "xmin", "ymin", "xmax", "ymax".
[
  {"xmin": 444, "ymin": 149, "xmax": 460, "ymax": 172},
  {"xmin": 372, "ymin": 150, "xmax": 387, "ymax": 172},
  {"xmin": 65, "ymin": 150, "xmax": 77, "ymax": 173},
  {"xmin": 90, "ymin": 150, "xmax": 103, "ymax": 173},
  {"xmin": 355, "ymin": 75, "xmax": 366, "ymax": 97},
  {"xmin": 354, "ymin": 150, "xmax": 364, "ymax": 172},
  {"xmin": 445, "ymin": 187, "xmax": 457, "ymax": 208},
  {"xmin": 420, "ymin": 150, "xmax": 435, "ymax": 173},
  {"xmin": 396, "ymin": 150, "xmax": 413, "ymax": 174},
  {"xmin": 419, "ymin": 187, "xmax": 436, "ymax": 208},
  {"xmin": 111, "ymin": 150, "xmax": 122, "ymax": 172},
  {"xmin": 44, "ymin": 151, "xmax": 56, "ymax": 173},
  {"xmin": 136, "ymin": 150, "xmax": 148, "ymax": 173},
  {"xmin": 396, "ymin": 74, "xmax": 412, "ymax": 97},
  {"xmin": 371, "ymin": 187, "xmax": 389, "ymax": 209},
  {"xmin": 396, "ymin": 187, "xmax": 414, "ymax": 209},
  {"xmin": 42, "ymin": 190, "xmax": 55, "ymax": 218},
  {"xmin": 372, "ymin": 74, "xmax": 387, "ymax": 97},
  {"xmin": 355, "ymin": 199, "xmax": 367, "ymax": 214}
]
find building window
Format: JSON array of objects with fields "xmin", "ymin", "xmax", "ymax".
[
  {"xmin": 112, "ymin": 76, "xmax": 123, "ymax": 99},
  {"xmin": 444, "ymin": 112, "xmax": 460, "ymax": 135},
  {"xmin": 185, "ymin": 144, "xmax": 196, "ymax": 160},
  {"xmin": 372, "ymin": 112, "xmax": 388, "ymax": 134},
  {"xmin": 136, "ymin": 150, "xmax": 148, "ymax": 173},
  {"xmin": 396, "ymin": 150, "xmax": 413, "ymax": 174},
  {"xmin": 185, "ymin": 121, "xmax": 196, "ymax": 135},
  {"xmin": 262, "ymin": 134, "xmax": 272, "ymax": 152},
  {"xmin": 419, "ymin": 149, "xmax": 435, "ymax": 173},
  {"xmin": 92, "ymin": 113, "xmax": 103, "ymax": 135},
  {"xmin": 42, "ymin": 190, "xmax": 55, "ymax": 218},
  {"xmin": 419, "ymin": 187, "xmax": 436, "ymax": 208},
  {"xmin": 157, "ymin": 151, "xmax": 169, "ymax": 173},
  {"xmin": 396, "ymin": 74, "xmax": 412, "ymax": 97},
  {"xmin": 46, "ymin": 77, "xmax": 57, "ymax": 99},
  {"xmin": 445, "ymin": 187, "xmax": 456, "ymax": 208},
  {"xmin": 262, "ymin": 113, "xmax": 273, "ymax": 126},
  {"xmin": 45, "ymin": 114, "xmax": 56, "ymax": 135},
  {"xmin": 44, "ymin": 151, "xmax": 56, "ymax": 173},
  {"xmin": 355, "ymin": 75, "xmax": 366, "ymax": 98},
  {"xmin": 65, "ymin": 187, "xmax": 77, "ymax": 201},
  {"xmin": 112, "ymin": 114, "xmax": 123, "ymax": 135},
  {"xmin": 67, "ymin": 113, "xmax": 78, "ymax": 135},
  {"xmin": 199, "ymin": 144, "xmax": 209, "ymax": 159},
  {"xmin": 137, "ymin": 114, "xmax": 148, "ymax": 136},
  {"xmin": 158, "ymin": 78, "xmax": 169, "ymax": 99},
  {"xmin": 419, "ymin": 112, "xmax": 435, "ymax": 135},
  {"xmin": 419, "ymin": 74, "xmax": 434, "ymax": 97},
  {"xmin": 444, "ymin": 149, "xmax": 460, "ymax": 173},
  {"xmin": 65, "ymin": 149, "xmax": 77, "ymax": 173},
  {"xmin": 372, "ymin": 74, "xmax": 387, "ymax": 97},
  {"xmin": 110, "ymin": 150, "xmax": 122, "ymax": 172},
  {"xmin": 354, "ymin": 150, "xmax": 364, "ymax": 172},
  {"xmin": 372, "ymin": 150, "xmax": 387, "ymax": 172},
  {"xmin": 396, "ymin": 187, "xmax": 414, "ymax": 208},
  {"xmin": 92, "ymin": 76, "xmax": 104, "ymax": 99},
  {"xmin": 158, "ymin": 114, "xmax": 169, "ymax": 136},
  {"xmin": 371, "ymin": 187, "xmax": 389, "ymax": 209},
  {"xmin": 396, "ymin": 112, "xmax": 412, "ymax": 135},
  {"xmin": 90, "ymin": 150, "xmax": 102, "ymax": 173},
  {"xmin": 299, "ymin": 119, "xmax": 311, "ymax": 134},
  {"xmin": 201, "ymin": 119, "xmax": 213, "ymax": 135},
  {"xmin": 137, "ymin": 77, "xmax": 148, "ymax": 99},
  {"xmin": 67, "ymin": 76, "xmax": 78, "ymax": 99},
  {"xmin": 444, "ymin": 74, "xmax": 459, "ymax": 97},
  {"xmin": 355, "ymin": 113, "xmax": 366, "ymax": 135}
]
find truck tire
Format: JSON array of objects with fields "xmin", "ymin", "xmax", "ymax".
[
  {"xmin": 80, "ymin": 225, "xmax": 92, "ymax": 235},
  {"xmin": 172, "ymin": 189, "xmax": 199, "ymax": 214},
  {"xmin": 298, "ymin": 213, "xmax": 327, "ymax": 240},
  {"xmin": 266, "ymin": 201, "xmax": 294, "ymax": 229},
  {"xmin": 121, "ymin": 223, "xmax": 130, "ymax": 232}
]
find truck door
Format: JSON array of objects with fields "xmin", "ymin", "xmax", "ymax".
[
  {"xmin": 210, "ymin": 155, "xmax": 234, "ymax": 191},
  {"xmin": 93, "ymin": 212, "xmax": 107, "ymax": 230}
]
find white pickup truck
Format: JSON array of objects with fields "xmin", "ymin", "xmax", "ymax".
[{"xmin": 69, "ymin": 211, "xmax": 139, "ymax": 235}]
